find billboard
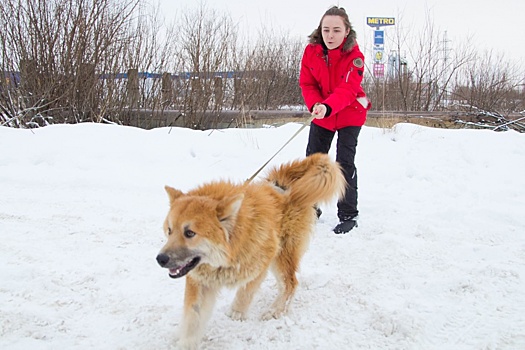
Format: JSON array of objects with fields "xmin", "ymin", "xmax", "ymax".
[
  {"xmin": 368, "ymin": 17, "xmax": 395, "ymax": 78},
  {"xmin": 366, "ymin": 17, "xmax": 396, "ymax": 28},
  {"xmin": 374, "ymin": 50, "xmax": 384, "ymax": 63},
  {"xmin": 373, "ymin": 64, "xmax": 385, "ymax": 78},
  {"xmin": 374, "ymin": 30, "xmax": 385, "ymax": 64},
  {"xmin": 374, "ymin": 30, "xmax": 384, "ymax": 45}
]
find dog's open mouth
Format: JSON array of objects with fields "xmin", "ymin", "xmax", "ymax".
[{"xmin": 168, "ymin": 257, "xmax": 201, "ymax": 278}]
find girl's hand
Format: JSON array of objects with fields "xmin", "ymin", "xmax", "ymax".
[{"xmin": 311, "ymin": 103, "xmax": 327, "ymax": 119}]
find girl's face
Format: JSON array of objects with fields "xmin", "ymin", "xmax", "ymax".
[{"xmin": 321, "ymin": 15, "xmax": 350, "ymax": 50}]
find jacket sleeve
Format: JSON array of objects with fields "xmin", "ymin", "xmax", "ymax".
[
  {"xmin": 299, "ymin": 46, "xmax": 323, "ymax": 111},
  {"xmin": 323, "ymin": 52, "xmax": 366, "ymax": 115}
]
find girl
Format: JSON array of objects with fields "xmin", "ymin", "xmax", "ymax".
[{"xmin": 299, "ymin": 6, "xmax": 370, "ymax": 233}]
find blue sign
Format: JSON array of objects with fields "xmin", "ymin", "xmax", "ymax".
[{"xmin": 374, "ymin": 31, "xmax": 384, "ymax": 45}]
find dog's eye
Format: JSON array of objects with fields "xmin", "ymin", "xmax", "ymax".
[
  {"xmin": 184, "ymin": 229, "xmax": 196, "ymax": 239},
  {"xmin": 167, "ymin": 227, "xmax": 172, "ymax": 235}
]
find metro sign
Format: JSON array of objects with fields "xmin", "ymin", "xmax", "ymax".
[{"xmin": 367, "ymin": 17, "xmax": 395, "ymax": 28}]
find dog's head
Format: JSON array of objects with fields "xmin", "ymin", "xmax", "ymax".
[{"xmin": 156, "ymin": 185, "xmax": 243, "ymax": 279}]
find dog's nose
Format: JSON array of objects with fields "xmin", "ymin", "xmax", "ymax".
[{"xmin": 156, "ymin": 253, "xmax": 170, "ymax": 267}]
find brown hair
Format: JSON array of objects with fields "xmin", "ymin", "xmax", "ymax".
[{"xmin": 308, "ymin": 6, "xmax": 356, "ymax": 52}]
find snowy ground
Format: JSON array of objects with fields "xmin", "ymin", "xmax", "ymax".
[{"xmin": 1, "ymin": 122, "xmax": 524, "ymax": 349}]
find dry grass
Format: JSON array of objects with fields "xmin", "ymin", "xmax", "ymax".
[
  {"xmin": 247, "ymin": 115, "xmax": 454, "ymax": 131},
  {"xmin": 364, "ymin": 116, "xmax": 451, "ymax": 129}
]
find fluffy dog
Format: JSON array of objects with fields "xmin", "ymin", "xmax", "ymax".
[{"xmin": 156, "ymin": 153, "xmax": 346, "ymax": 349}]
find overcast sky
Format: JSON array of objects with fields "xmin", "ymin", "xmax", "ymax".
[{"xmin": 156, "ymin": 0, "xmax": 525, "ymax": 65}]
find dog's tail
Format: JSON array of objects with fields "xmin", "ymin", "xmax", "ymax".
[{"xmin": 265, "ymin": 153, "xmax": 346, "ymax": 207}]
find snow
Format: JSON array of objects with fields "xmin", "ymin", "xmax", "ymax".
[{"xmin": 1, "ymin": 122, "xmax": 524, "ymax": 349}]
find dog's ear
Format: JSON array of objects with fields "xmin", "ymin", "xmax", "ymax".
[
  {"xmin": 165, "ymin": 185, "xmax": 184, "ymax": 205},
  {"xmin": 216, "ymin": 193, "xmax": 244, "ymax": 240}
]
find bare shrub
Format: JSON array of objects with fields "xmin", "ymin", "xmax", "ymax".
[
  {"xmin": 2, "ymin": 1, "xmax": 522, "ymax": 130},
  {"xmin": 173, "ymin": 2, "xmax": 236, "ymax": 129},
  {"xmin": 0, "ymin": 0, "xmax": 145, "ymax": 127},
  {"xmin": 451, "ymin": 50, "xmax": 524, "ymax": 114}
]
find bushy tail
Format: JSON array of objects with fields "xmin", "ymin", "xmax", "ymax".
[{"xmin": 265, "ymin": 153, "xmax": 346, "ymax": 208}]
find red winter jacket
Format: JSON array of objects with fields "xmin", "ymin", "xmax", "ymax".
[{"xmin": 299, "ymin": 39, "xmax": 370, "ymax": 131}]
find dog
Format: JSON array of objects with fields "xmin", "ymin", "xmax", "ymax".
[{"xmin": 156, "ymin": 153, "xmax": 346, "ymax": 349}]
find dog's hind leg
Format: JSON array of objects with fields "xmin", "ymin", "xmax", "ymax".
[
  {"xmin": 228, "ymin": 270, "xmax": 268, "ymax": 321},
  {"xmin": 262, "ymin": 239, "xmax": 306, "ymax": 320},
  {"xmin": 262, "ymin": 216, "xmax": 312, "ymax": 321},
  {"xmin": 177, "ymin": 277, "xmax": 218, "ymax": 350},
  {"xmin": 262, "ymin": 256, "xmax": 298, "ymax": 320}
]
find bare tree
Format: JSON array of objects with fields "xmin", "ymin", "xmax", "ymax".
[
  {"xmin": 452, "ymin": 50, "xmax": 524, "ymax": 114},
  {"xmin": 3, "ymin": 1, "xmax": 521, "ymax": 130},
  {"xmin": 366, "ymin": 11, "xmax": 475, "ymax": 112},
  {"xmin": 173, "ymin": 2, "xmax": 235, "ymax": 129},
  {"xmin": 0, "ymin": 0, "xmax": 141, "ymax": 127}
]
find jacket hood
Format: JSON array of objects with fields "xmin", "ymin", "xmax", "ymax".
[{"xmin": 308, "ymin": 28, "xmax": 357, "ymax": 52}]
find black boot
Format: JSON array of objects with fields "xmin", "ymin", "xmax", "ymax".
[{"xmin": 333, "ymin": 218, "xmax": 358, "ymax": 234}]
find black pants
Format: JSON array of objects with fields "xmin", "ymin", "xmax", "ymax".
[{"xmin": 306, "ymin": 123, "xmax": 361, "ymax": 220}]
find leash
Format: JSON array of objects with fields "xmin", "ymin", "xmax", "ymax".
[{"xmin": 245, "ymin": 117, "xmax": 313, "ymax": 184}]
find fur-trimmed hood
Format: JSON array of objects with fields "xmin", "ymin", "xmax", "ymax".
[{"xmin": 308, "ymin": 28, "xmax": 357, "ymax": 52}]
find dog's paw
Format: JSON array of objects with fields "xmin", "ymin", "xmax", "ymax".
[
  {"xmin": 260, "ymin": 309, "xmax": 283, "ymax": 321},
  {"xmin": 226, "ymin": 309, "xmax": 247, "ymax": 321},
  {"xmin": 176, "ymin": 337, "xmax": 199, "ymax": 350}
]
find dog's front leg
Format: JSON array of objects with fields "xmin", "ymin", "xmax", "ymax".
[
  {"xmin": 177, "ymin": 276, "xmax": 218, "ymax": 350},
  {"xmin": 228, "ymin": 270, "xmax": 267, "ymax": 321}
]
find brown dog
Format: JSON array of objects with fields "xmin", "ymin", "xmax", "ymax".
[{"xmin": 156, "ymin": 153, "xmax": 346, "ymax": 349}]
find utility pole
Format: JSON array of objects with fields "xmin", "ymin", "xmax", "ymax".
[{"xmin": 440, "ymin": 30, "xmax": 451, "ymax": 107}]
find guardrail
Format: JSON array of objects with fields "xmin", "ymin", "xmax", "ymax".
[{"xmin": 124, "ymin": 109, "xmax": 524, "ymax": 131}]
